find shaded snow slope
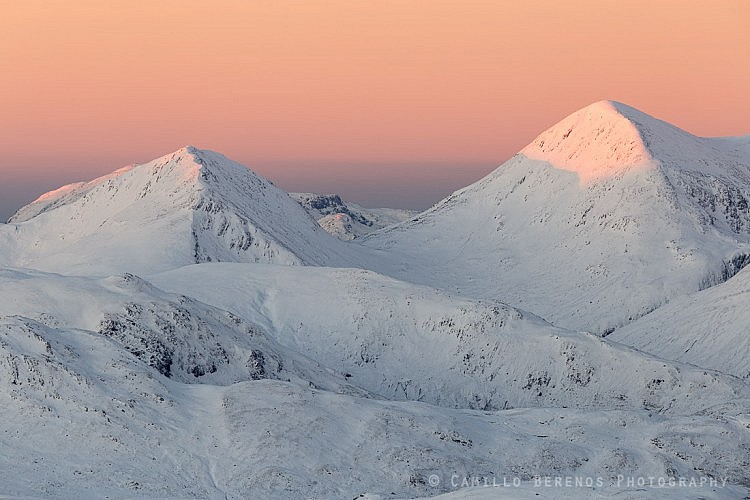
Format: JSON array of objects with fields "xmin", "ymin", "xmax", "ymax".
[
  {"xmin": 152, "ymin": 263, "xmax": 749, "ymax": 414},
  {"xmin": 291, "ymin": 192, "xmax": 417, "ymax": 240},
  {"xmin": 364, "ymin": 101, "xmax": 750, "ymax": 334},
  {"xmin": 0, "ymin": 147, "xmax": 353, "ymax": 275},
  {"xmin": 610, "ymin": 263, "xmax": 750, "ymax": 379}
]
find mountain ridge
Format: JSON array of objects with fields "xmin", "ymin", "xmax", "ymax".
[
  {"xmin": 364, "ymin": 101, "xmax": 750, "ymax": 333},
  {"xmin": 0, "ymin": 146, "xmax": 354, "ymax": 276}
]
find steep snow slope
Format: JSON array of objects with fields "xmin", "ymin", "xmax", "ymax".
[
  {"xmin": 291, "ymin": 192, "xmax": 417, "ymax": 240},
  {"xmin": 610, "ymin": 263, "xmax": 750, "ymax": 379},
  {"xmin": 364, "ymin": 101, "xmax": 750, "ymax": 334},
  {"xmin": 0, "ymin": 147, "xmax": 353, "ymax": 275},
  {"xmin": 152, "ymin": 263, "xmax": 749, "ymax": 414},
  {"xmin": 2, "ymin": 266, "xmax": 748, "ymax": 497}
]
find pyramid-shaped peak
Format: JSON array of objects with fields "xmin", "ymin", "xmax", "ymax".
[
  {"xmin": 139, "ymin": 146, "xmax": 265, "ymax": 187},
  {"xmin": 4, "ymin": 146, "xmax": 352, "ymax": 274},
  {"xmin": 150, "ymin": 145, "xmax": 226, "ymax": 165},
  {"xmin": 153, "ymin": 145, "xmax": 212, "ymax": 168},
  {"xmin": 172, "ymin": 146, "xmax": 255, "ymax": 173},
  {"xmin": 170, "ymin": 145, "xmax": 209, "ymax": 156},
  {"xmin": 173, "ymin": 145, "xmax": 213, "ymax": 163},
  {"xmin": 559, "ymin": 100, "xmax": 667, "ymax": 128},
  {"xmin": 520, "ymin": 100, "xmax": 660, "ymax": 183},
  {"xmin": 9, "ymin": 147, "xmax": 268, "ymax": 225}
]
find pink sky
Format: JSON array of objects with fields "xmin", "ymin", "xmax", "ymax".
[{"xmin": 1, "ymin": 1, "xmax": 749, "ymax": 219}]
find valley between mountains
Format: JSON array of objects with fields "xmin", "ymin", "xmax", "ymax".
[{"xmin": 1, "ymin": 101, "xmax": 749, "ymax": 499}]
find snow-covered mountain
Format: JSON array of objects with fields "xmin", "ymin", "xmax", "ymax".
[
  {"xmin": 0, "ymin": 147, "xmax": 353, "ymax": 275},
  {"xmin": 2, "ymin": 101, "xmax": 750, "ymax": 498},
  {"xmin": 291, "ymin": 192, "xmax": 417, "ymax": 240},
  {"xmin": 364, "ymin": 101, "xmax": 750, "ymax": 334},
  {"xmin": 151, "ymin": 263, "xmax": 749, "ymax": 413},
  {"xmin": 2, "ymin": 267, "xmax": 748, "ymax": 498}
]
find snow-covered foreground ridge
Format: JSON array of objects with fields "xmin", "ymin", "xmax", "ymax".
[
  {"xmin": 151, "ymin": 263, "xmax": 748, "ymax": 413},
  {"xmin": 1, "ymin": 100, "xmax": 750, "ymax": 498},
  {"xmin": 1, "ymin": 267, "xmax": 749, "ymax": 498}
]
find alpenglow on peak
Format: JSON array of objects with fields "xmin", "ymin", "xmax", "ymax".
[{"xmin": 520, "ymin": 100, "xmax": 657, "ymax": 183}]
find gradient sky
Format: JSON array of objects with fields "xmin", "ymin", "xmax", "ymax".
[{"xmin": 1, "ymin": 1, "xmax": 749, "ymax": 220}]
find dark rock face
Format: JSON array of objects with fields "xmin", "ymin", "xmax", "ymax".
[
  {"xmin": 679, "ymin": 171, "xmax": 750, "ymax": 234},
  {"xmin": 97, "ymin": 298, "xmax": 276, "ymax": 384},
  {"xmin": 308, "ymin": 194, "xmax": 345, "ymax": 211},
  {"xmin": 297, "ymin": 194, "xmax": 373, "ymax": 227},
  {"xmin": 98, "ymin": 302, "xmax": 229, "ymax": 381},
  {"xmin": 699, "ymin": 252, "xmax": 750, "ymax": 290}
]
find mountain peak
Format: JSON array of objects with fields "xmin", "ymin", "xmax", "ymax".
[
  {"xmin": 149, "ymin": 145, "xmax": 208, "ymax": 179},
  {"xmin": 366, "ymin": 100, "xmax": 750, "ymax": 334},
  {"xmin": 521, "ymin": 100, "xmax": 657, "ymax": 183},
  {"xmin": 2, "ymin": 147, "xmax": 354, "ymax": 275},
  {"xmin": 134, "ymin": 146, "xmax": 263, "ymax": 190},
  {"xmin": 172, "ymin": 145, "xmax": 201, "ymax": 156},
  {"xmin": 175, "ymin": 145, "xmax": 205, "ymax": 163}
]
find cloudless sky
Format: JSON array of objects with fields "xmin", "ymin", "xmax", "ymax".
[{"xmin": 1, "ymin": 0, "xmax": 749, "ymax": 220}]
